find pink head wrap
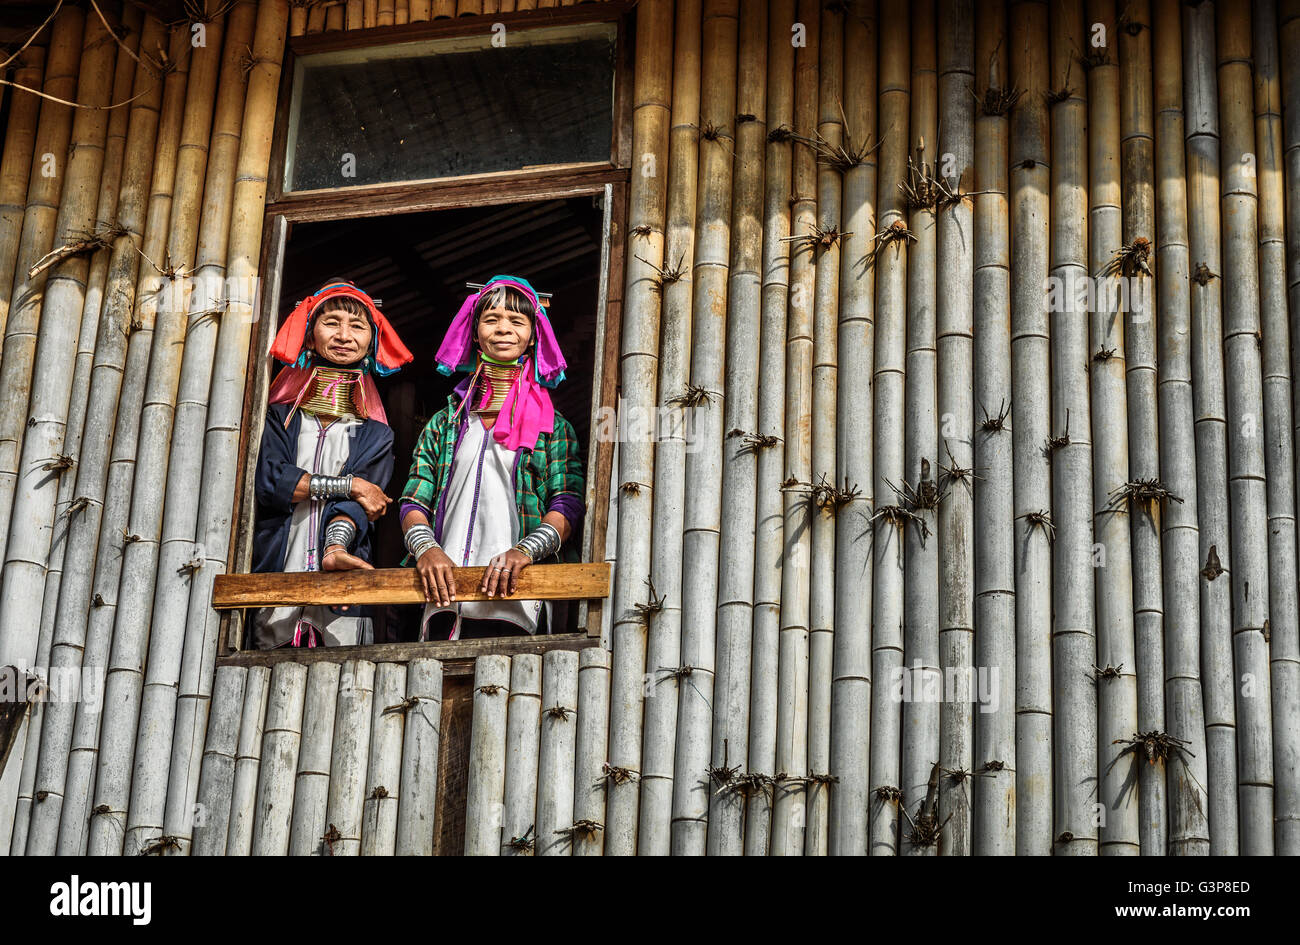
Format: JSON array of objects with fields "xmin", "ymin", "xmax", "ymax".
[{"xmin": 434, "ymin": 275, "xmax": 568, "ymax": 452}]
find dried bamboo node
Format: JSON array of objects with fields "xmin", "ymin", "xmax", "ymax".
[
  {"xmin": 633, "ymin": 251, "xmax": 687, "ymax": 292},
  {"xmin": 619, "ymin": 481, "xmax": 648, "ymax": 496},
  {"xmin": 787, "ymin": 126, "xmax": 881, "ymax": 173},
  {"xmin": 35, "ymin": 790, "xmax": 48, "ymax": 802},
  {"xmin": 631, "ymin": 577, "xmax": 666, "ymax": 624},
  {"xmin": 176, "ymin": 555, "xmax": 203, "ymax": 576},
  {"xmin": 62, "ymin": 497, "xmax": 91, "ymax": 519},
  {"xmin": 1077, "ymin": 48, "xmax": 1112, "ymax": 71},
  {"xmin": 666, "ymin": 382, "xmax": 715, "ymax": 409},
  {"xmin": 183, "ymin": 0, "xmax": 238, "ymax": 24},
  {"xmin": 321, "ymin": 824, "xmax": 342, "ymax": 856},
  {"xmin": 596, "ymin": 763, "xmax": 640, "ymax": 787},
  {"xmin": 629, "ymin": 223, "xmax": 655, "ymax": 240},
  {"xmin": 1108, "ymin": 731, "xmax": 1195, "ymax": 771},
  {"xmin": 903, "ymin": 808, "xmax": 953, "ymax": 848},
  {"xmin": 861, "ymin": 219, "xmax": 917, "ymax": 270},
  {"xmin": 91, "ymin": 805, "xmax": 111, "ymax": 817},
  {"xmin": 28, "ymin": 224, "xmax": 127, "ymax": 279},
  {"xmin": 735, "ymin": 112, "xmax": 757, "ymax": 124},
  {"xmin": 92, "ymin": 593, "xmax": 106, "ymax": 608},
  {"xmin": 781, "ymin": 222, "xmax": 852, "ymax": 253},
  {"xmin": 1108, "ymin": 477, "xmax": 1184, "ymax": 510},
  {"xmin": 809, "ymin": 473, "xmax": 863, "ymax": 513},
  {"xmin": 1200, "ymin": 545, "xmax": 1226, "ymax": 581},
  {"xmin": 1045, "ymin": 61, "xmax": 1076, "ymax": 106},
  {"xmin": 1192, "ymin": 261, "xmax": 1218, "ymax": 285},
  {"xmin": 736, "ymin": 430, "xmax": 781, "ymax": 454},
  {"xmin": 938, "ymin": 441, "xmax": 982, "ymax": 495},
  {"xmin": 1044, "ymin": 408, "xmax": 1072, "ymax": 455},
  {"xmin": 40, "ymin": 454, "xmax": 75, "ymax": 473},
  {"xmin": 1102, "ymin": 237, "xmax": 1153, "ymax": 278},
  {"xmin": 873, "ymin": 785, "xmax": 903, "ymax": 802},
  {"xmin": 475, "ymin": 684, "xmax": 504, "ymax": 696},
  {"xmin": 980, "ymin": 398, "xmax": 1012, "ymax": 433},
  {"xmin": 383, "ymin": 696, "xmax": 421, "ymax": 715},
  {"xmin": 1020, "ymin": 509, "xmax": 1056, "ymax": 543},
  {"xmin": 368, "ymin": 785, "xmax": 389, "ymax": 800},
  {"xmin": 707, "ymin": 760, "xmax": 742, "ymax": 786},
  {"xmin": 1055, "ymin": 831, "xmax": 1077, "ymax": 845},
  {"xmin": 121, "ymin": 527, "xmax": 141, "ymax": 544},
  {"xmin": 969, "ymin": 82, "xmax": 1025, "ymax": 116},
  {"xmin": 1093, "ymin": 662, "xmax": 1124, "ymax": 681},
  {"xmin": 654, "ymin": 664, "xmax": 695, "ymax": 685},
  {"xmin": 767, "ymin": 125, "xmax": 795, "ymax": 143},
  {"xmin": 1092, "ymin": 346, "xmax": 1117, "ymax": 363},
  {"xmin": 134, "ymin": 244, "xmax": 194, "ymax": 281},
  {"xmin": 981, "ymin": 760, "xmax": 1006, "ymax": 772},
  {"xmin": 714, "ymin": 772, "xmax": 776, "ymax": 799},
  {"xmin": 544, "ymin": 703, "xmax": 574, "ymax": 721},
  {"xmin": 505, "ymin": 825, "xmax": 535, "ymax": 853},
  {"xmin": 137, "ymin": 835, "xmax": 181, "ymax": 856},
  {"xmin": 556, "ymin": 819, "xmax": 604, "ymax": 838},
  {"xmin": 1261, "ymin": 620, "xmax": 1270, "ymax": 644}
]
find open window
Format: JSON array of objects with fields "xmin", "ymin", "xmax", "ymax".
[{"xmin": 213, "ymin": 3, "xmax": 631, "ymax": 663}]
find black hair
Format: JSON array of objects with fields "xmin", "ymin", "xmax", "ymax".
[{"xmin": 471, "ymin": 284, "xmax": 535, "ymax": 351}]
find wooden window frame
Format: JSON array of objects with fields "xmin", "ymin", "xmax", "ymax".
[{"xmin": 215, "ymin": 2, "xmax": 633, "ymax": 665}]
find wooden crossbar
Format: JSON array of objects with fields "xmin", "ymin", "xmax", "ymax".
[{"xmin": 212, "ymin": 562, "xmax": 611, "ymax": 609}]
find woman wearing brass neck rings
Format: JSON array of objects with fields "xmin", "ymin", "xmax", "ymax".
[{"xmin": 400, "ymin": 275, "xmax": 585, "ymax": 641}]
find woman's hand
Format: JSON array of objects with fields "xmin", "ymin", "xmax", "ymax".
[
  {"xmin": 322, "ymin": 545, "xmax": 374, "ymax": 572},
  {"xmin": 416, "ymin": 545, "xmax": 458, "ymax": 606},
  {"xmin": 481, "ymin": 547, "xmax": 532, "ymax": 598},
  {"xmin": 350, "ymin": 477, "xmax": 391, "ymax": 521}
]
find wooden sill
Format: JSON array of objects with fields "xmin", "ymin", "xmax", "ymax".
[
  {"xmin": 212, "ymin": 562, "xmax": 610, "ymax": 609},
  {"xmin": 216, "ymin": 633, "xmax": 599, "ymax": 676}
]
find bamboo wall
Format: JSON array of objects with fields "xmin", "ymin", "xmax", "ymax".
[{"xmin": 1, "ymin": 0, "xmax": 1298, "ymax": 856}]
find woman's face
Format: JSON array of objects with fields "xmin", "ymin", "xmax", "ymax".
[
  {"xmin": 310, "ymin": 303, "xmax": 373, "ymax": 365},
  {"xmin": 476, "ymin": 303, "xmax": 533, "ymax": 362}
]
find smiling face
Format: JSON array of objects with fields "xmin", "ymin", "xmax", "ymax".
[
  {"xmin": 475, "ymin": 301, "xmax": 534, "ymax": 363},
  {"xmin": 309, "ymin": 301, "xmax": 373, "ymax": 366}
]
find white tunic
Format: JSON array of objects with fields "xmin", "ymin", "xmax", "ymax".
[
  {"xmin": 253, "ymin": 412, "xmax": 374, "ymax": 649},
  {"xmin": 420, "ymin": 411, "xmax": 547, "ymax": 640}
]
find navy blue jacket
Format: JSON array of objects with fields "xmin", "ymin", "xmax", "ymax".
[{"xmin": 252, "ymin": 402, "xmax": 395, "ymax": 575}]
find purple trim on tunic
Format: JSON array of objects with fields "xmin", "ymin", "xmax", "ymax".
[
  {"xmin": 546, "ymin": 492, "xmax": 585, "ymax": 536},
  {"xmin": 399, "ymin": 499, "xmax": 428, "ymax": 521},
  {"xmin": 431, "ymin": 375, "xmax": 475, "ymax": 545}
]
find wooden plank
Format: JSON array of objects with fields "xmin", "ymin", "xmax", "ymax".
[
  {"xmin": 213, "ymin": 562, "xmax": 611, "ymax": 609},
  {"xmin": 432, "ymin": 674, "xmax": 474, "ymax": 855},
  {"xmin": 216, "ymin": 632, "xmax": 600, "ymax": 672}
]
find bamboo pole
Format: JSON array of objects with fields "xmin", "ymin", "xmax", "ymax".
[
  {"xmin": 379, "ymin": 0, "xmax": 395, "ymax": 26},
  {"xmin": 395, "ymin": 659, "xmax": 442, "ymax": 856},
  {"xmin": 1049, "ymin": 0, "xmax": 1098, "ymax": 856},
  {"xmin": 0, "ymin": 47, "xmax": 44, "ymax": 341},
  {"xmin": 827, "ymin": 0, "xmax": 877, "ymax": 858},
  {"xmin": 325, "ymin": 1, "xmax": 344, "ymax": 30},
  {"xmin": 500, "ymin": 654, "xmax": 540, "ymax": 855},
  {"xmin": 972, "ymin": 0, "xmax": 1016, "ymax": 857},
  {"xmin": 745, "ymin": 0, "xmax": 795, "ymax": 858},
  {"xmin": 637, "ymin": 0, "xmax": 699, "ymax": 857},
  {"xmin": 225, "ymin": 664, "xmax": 270, "ymax": 856},
  {"xmin": 1150, "ymin": 0, "xmax": 1210, "ymax": 856},
  {"xmin": 799, "ymin": 0, "xmax": 842, "ymax": 858},
  {"xmin": 290, "ymin": 1, "xmax": 307, "ymax": 35},
  {"xmin": 535, "ymin": 650, "xmax": 578, "ymax": 856},
  {"xmin": 1216, "ymin": 0, "xmax": 1275, "ymax": 855},
  {"xmin": 573, "ymin": 647, "xmax": 610, "ymax": 856},
  {"xmin": 606, "ymin": 0, "xmax": 672, "ymax": 857},
  {"xmin": 54, "ymin": 21, "xmax": 192, "ymax": 858},
  {"xmin": 1268, "ymin": 0, "xmax": 1300, "ymax": 856},
  {"xmin": 361, "ymin": 662, "xmax": 406, "ymax": 855},
  {"xmin": 163, "ymin": 0, "xmax": 289, "ymax": 849},
  {"xmin": 410, "ymin": 0, "xmax": 431, "ymax": 22},
  {"xmin": 772, "ymin": 0, "xmax": 819, "ymax": 857},
  {"xmin": 191, "ymin": 665, "xmax": 246, "ymax": 855},
  {"xmin": 396, "ymin": 0, "xmax": 409, "ymax": 24},
  {"xmin": 15, "ymin": 3, "xmax": 141, "ymax": 857},
  {"xmin": 1117, "ymin": 0, "xmax": 1167, "ymax": 856},
  {"xmin": 868, "ymin": 0, "xmax": 909, "ymax": 857},
  {"xmin": 936, "ymin": 0, "xmax": 976, "ymax": 857},
  {"xmin": 289, "ymin": 661, "xmax": 341, "ymax": 855},
  {"xmin": 708, "ymin": 0, "xmax": 766, "ymax": 857},
  {"xmin": 1086, "ymin": 0, "xmax": 1140, "ymax": 856},
  {"xmin": 1183, "ymin": 0, "xmax": 1239, "ymax": 854},
  {"xmin": 0, "ymin": 6, "xmax": 112, "ymax": 856},
  {"xmin": 0, "ymin": 4, "xmax": 82, "ymax": 580},
  {"xmin": 124, "ymin": 3, "xmax": 250, "ymax": 858},
  {"xmin": 324, "ymin": 659, "xmax": 375, "ymax": 856},
  {"xmin": 250, "ymin": 661, "xmax": 307, "ymax": 855},
  {"xmin": 465, "ymin": 655, "xmax": 509, "ymax": 856},
  {"xmin": 87, "ymin": 11, "xmax": 226, "ymax": 857},
  {"xmin": 671, "ymin": 0, "xmax": 737, "ymax": 857},
  {"xmin": 1008, "ymin": 0, "xmax": 1054, "ymax": 857},
  {"xmin": 901, "ymin": 0, "xmax": 939, "ymax": 858},
  {"xmin": 306, "ymin": 2, "xmax": 326, "ymax": 32}
]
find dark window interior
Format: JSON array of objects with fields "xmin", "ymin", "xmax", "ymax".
[{"xmin": 268, "ymin": 195, "xmax": 604, "ymax": 642}]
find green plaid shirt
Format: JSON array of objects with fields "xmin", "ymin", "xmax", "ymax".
[{"xmin": 401, "ymin": 389, "xmax": 585, "ymax": 564}]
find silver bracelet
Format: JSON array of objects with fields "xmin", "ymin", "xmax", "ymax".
[
  {"xmin": 405, "ymin": 522, "xmax": 441, "ymax": 560},
  {"xmin": 323, "ymin": 518, "xmax": 357, "ymax": 552},
  {"xmin": 309, "ymin": 473, "xmax": 353, "ymax": 500},
  {"xmin": 514, "ymin": 522, "xmax": 561, "ymax": 562}
]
